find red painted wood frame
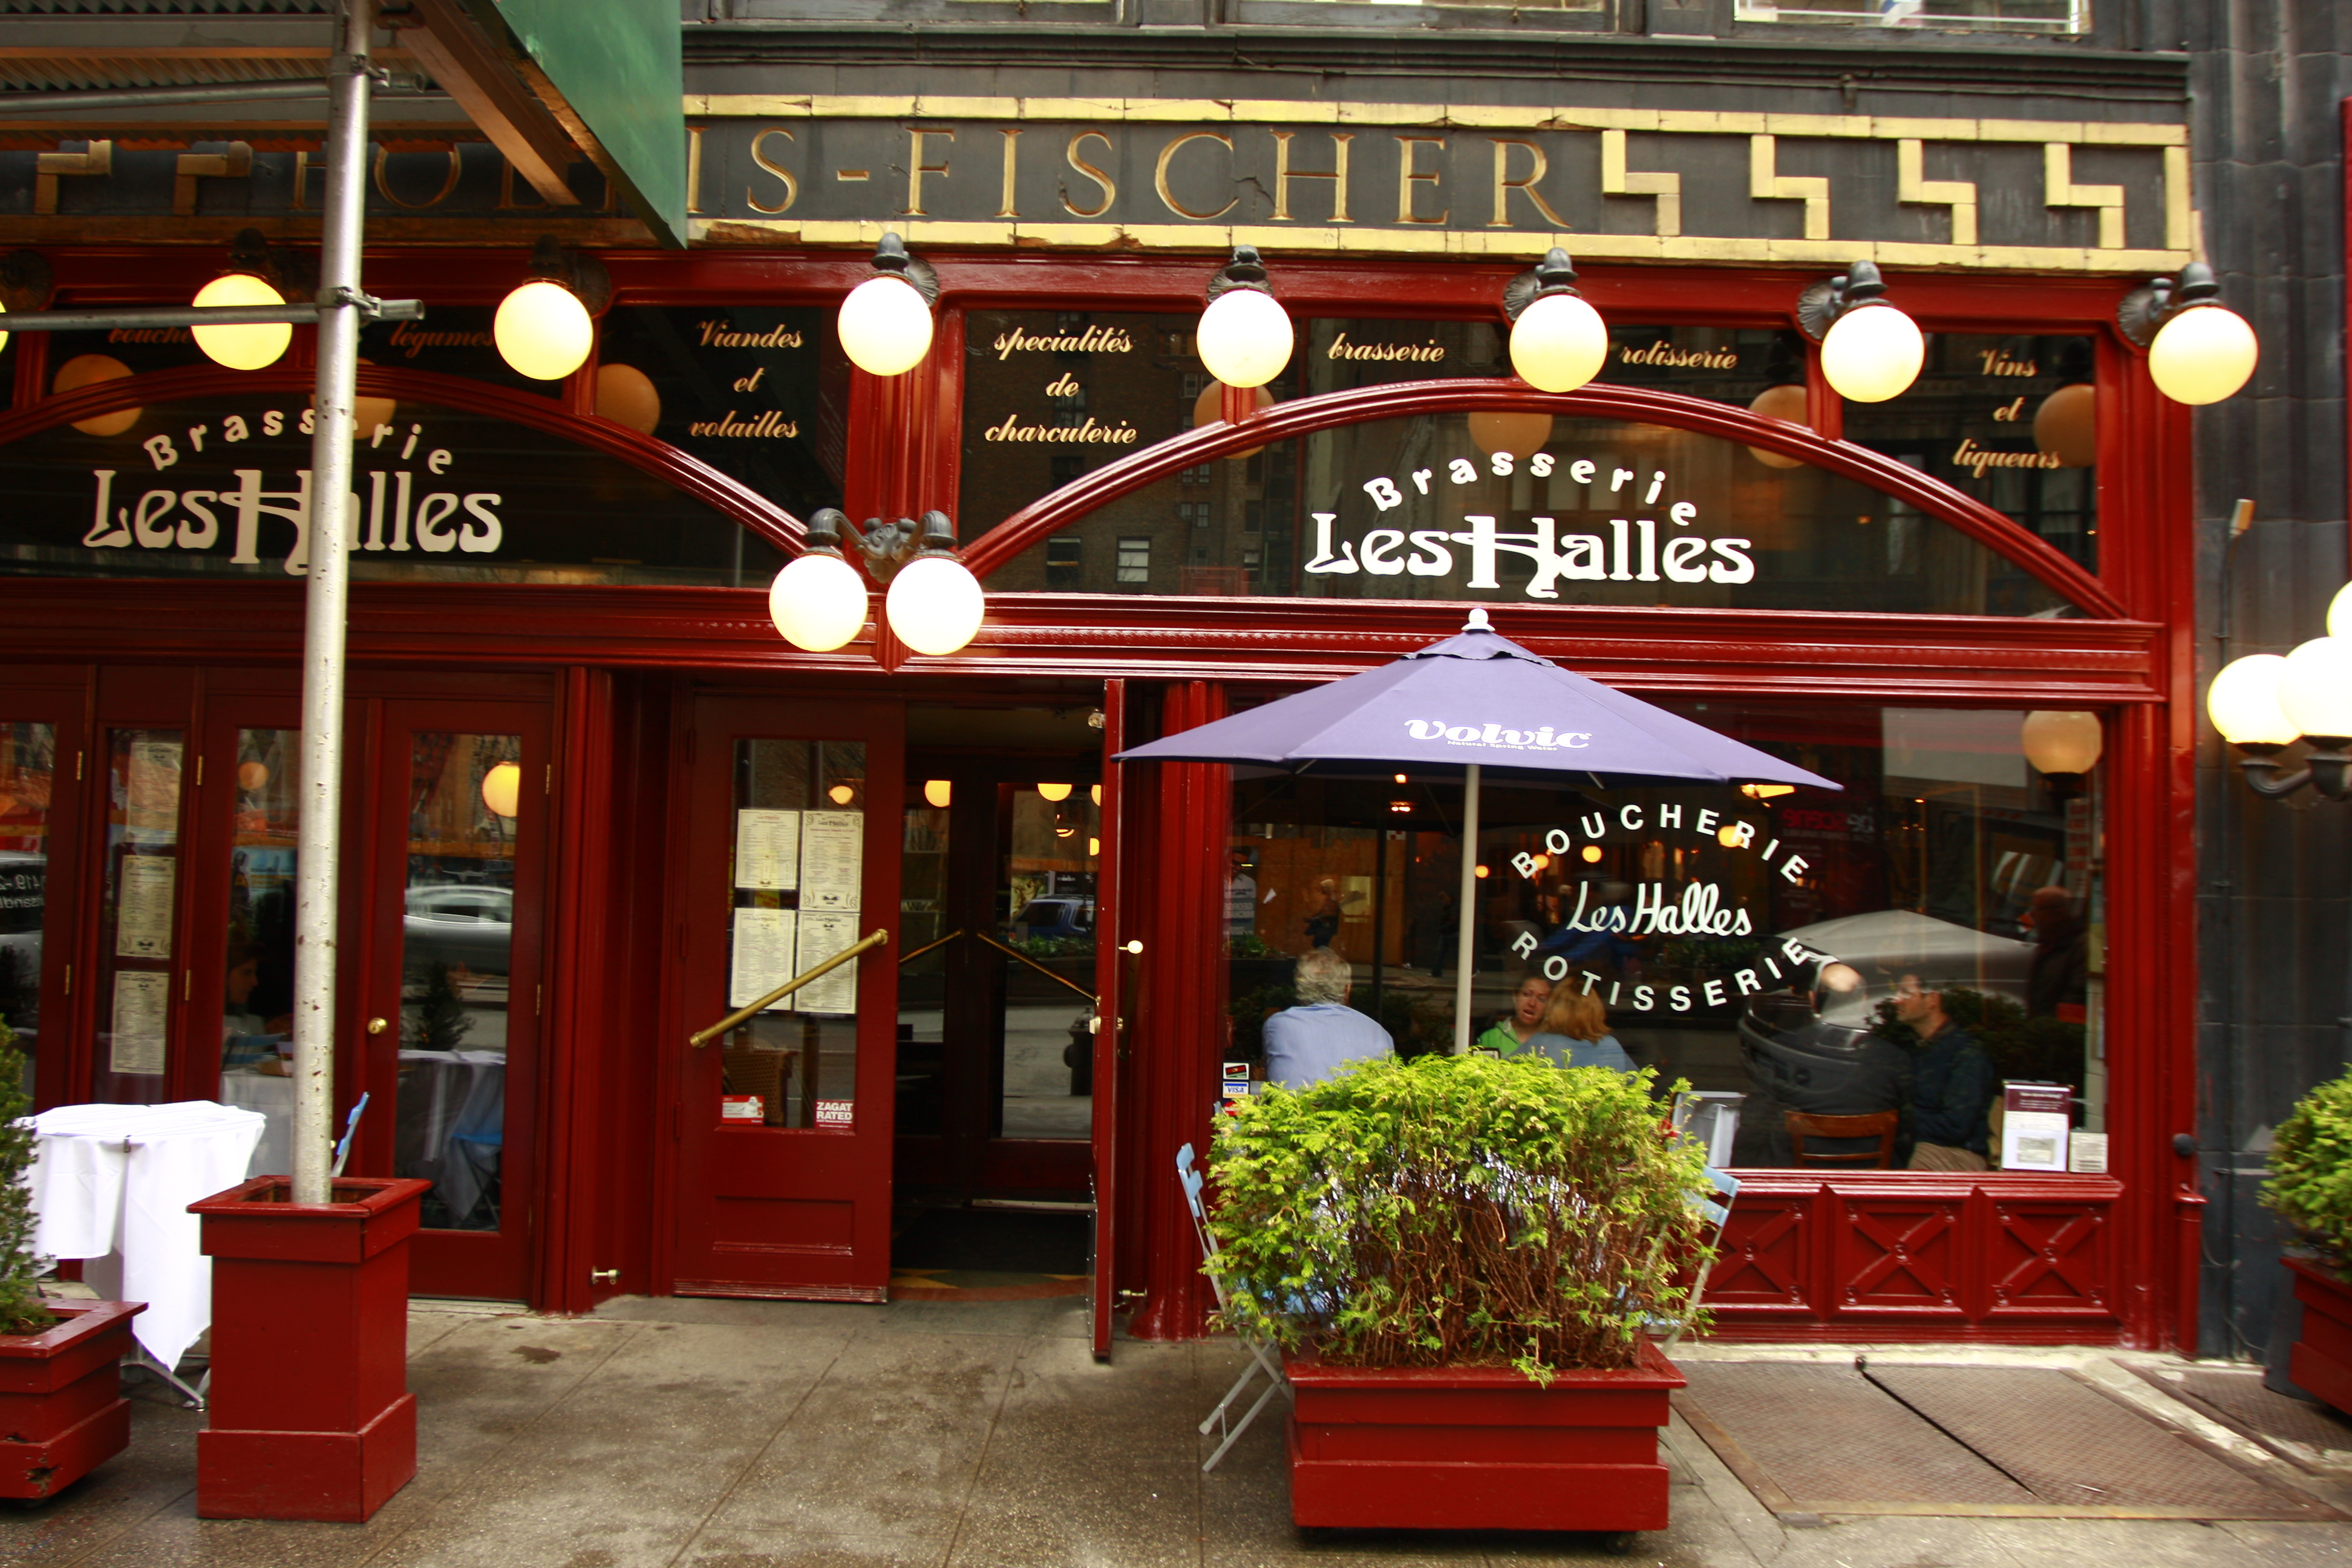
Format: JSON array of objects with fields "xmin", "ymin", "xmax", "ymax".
[{"xmin": 0, "ymin": 243, "xmax": 2198, "ymax": 1350}]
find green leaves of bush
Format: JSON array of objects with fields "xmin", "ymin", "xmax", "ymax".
[
  {"xmin": 1204, "ymin": 1053, "xmax": 1713, "ymax": 1376},
  {"xmin": 2265, "ymin": 1067, "xmax": 2352, "ymax": 1272}
]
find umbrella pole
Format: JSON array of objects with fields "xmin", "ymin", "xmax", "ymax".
[{"xmin": 1452, "ymin": 763, "xmax": 1481, "ymax": 1054}]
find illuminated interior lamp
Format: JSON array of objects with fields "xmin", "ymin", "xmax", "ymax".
[
  {"xmin": 1195, "ymin": 246, "xmax": 1293, "ymax": 390},
  {"xmin": 828, "ymin": 783, "xmax": 857, "ymax": 805},
  {"xmin": 594, "ymin": 364, "xmax": 662, "ymax": 434},
  {"xmin": 1503, "ymin": 247, "xmax": 1608, "ymax": 394},
  {"xmin": 494, "ymin": 236, "xmax": 609, "ymax": 382},
  {"xmin": 1797, "ymin": 260, "xmax": 1925, "ymax": 403},
  {"xmin": 2209, "ymin": 651, "xmax": 2345, "ymax": 800},
  {"xmin": 2118, "ymin": 261, "xmax": 2258, "ymax": 406},
  {"xmin": 1191, "ymin": 378, "xmax": 1273, "ymax": 461},
  {"xmin": 923, "ymin": 780, "xmax": 952, "ymax": 809},
  {"xmin": 1580, "ymin": 844, "xmax": 1602, "ymax": 864},
  {"xmin": 2033, "ymin": 384, "xmax": 2097, "ymax": 468},
  {"xmin": 236, "ymin": 761, "xmax": 270, "ymax": 793},
  {"xmin": 192, "ymin": 229, "xmax": 296, "ymax": 371},
  {"xmin": 2020, "ymin": 711, "xmax": 2104, "ymax": 777},
  {"xmin": 1716, "ymin": 826, "xmax": 1743, "ymax": 848},
  {"xmin": 1088, "ymin": 837, "xmax": 1102, "ymax": 857},
  {"xmin": 480, "ymin": 762, "xmax": 521, "ymax": 819},
  {"xmin": 1036, "ymin": 783, "xmax": 1073, "ymax": 802},
  {"xmin": 54, "ymin": 354, "xmax": 139, "ymax": 437},
  {"xmin": 1739, "ymin": 782, "xmax": 1797, "ymax": 800},
  {"xmin": 884, "ymin": 512, "xmax": 986, "ymax": 658},
  {"xmin": 351, "ymin": 358, "xmax": 397, "ymax": 437},
  {"xmin": 768, "ymin": 511, "xmax": 870, "ymax": 653},
  {"xmin": 837, "ymin": 232, "xmax": 938, "ymax": 378},
  {"xmin": 1468, "ymin": 408, "xmax": 1556, "ymax": 459},
  {"xmin": 1091, "ymin": 785, "xmax": 1103, "ymax": 806},
  {"xmin": 1474, "ymin": 864, "xmax": 1490, "ymax": 879}
]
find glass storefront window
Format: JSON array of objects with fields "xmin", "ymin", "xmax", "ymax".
[
  {"xmin": 216, "ymin": 729, "xmax": 299, "ymax": 1175},
  {"xmin": 96, "ymin": 728, "xmax": 183, "ymax": 1105},
  {"xmin": 1002, "ymin": 785, "xmax": 1099, "ymax": 1140},
  {"xmin": 1226, "ymin": 699, "xmax": 2104, "ymax": 1174},
  {"xmin": 990, "ymin": 408, "xmax": 2071, "ymax": 615},
  {"xmin": 395, "ymin": 733, "xmax": 520, "ymax": 1230},
  {"xmin": 721, "ymin": 739, "xmax": 865, "ymax": 1130},
  {"xmin": 0, "ymin": 725, "xmax": 55, "ymax": 1083},
  {"xmin": 1840, "ymin": 333, "xmax": 2099, "ymax": 573}
]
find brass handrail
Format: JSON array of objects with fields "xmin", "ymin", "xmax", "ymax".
[
  {"xmin": 970, "ymin": 929, "xmax": 1097, "ymax": 1005},
  {"xmin": 897, "ymin": 929, "xmax": 965, "ymax": 965},
  {"xmin": 689, "ymin": 927, "xmax": 890, "ymax": 1048}
]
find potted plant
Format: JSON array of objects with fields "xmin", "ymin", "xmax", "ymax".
[
  {"xmin": 2263, "ymin": 1065, "xmax": 2352, "ymax": 1413},
  {"xmin": 0, "ymin": 1021, "xmax": 142, "ymax": 1500},
  {"xmin": 1206, "ymin": 1053, "xmax": 1712, "ymax": 1545}
]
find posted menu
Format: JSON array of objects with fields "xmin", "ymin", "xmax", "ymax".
[
  {"xmin": 799, "ymin": 812, "xmax": 863, "ymax": 912},
  {"xmin": 728, "ymin": 907, "xmax": 798, "ymax": 1010},
  {"xmin": 734, "ymin": 809, "xmax": 801, "ymax": 891},
  {"xmin": 795, "ymin": 910, "xmax": 861, "ymax": 1014},
  {"xmin": 109, "ymin": 969, "xmax": 168, "ymax": 1075}
]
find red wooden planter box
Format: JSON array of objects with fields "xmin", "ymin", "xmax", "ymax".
[
  {"xmin": 1283, "ymin": 1339, "xmax": 1685, "ymax": 1532},
  {"xmin": 0, "ymin": 1300, "xmax": 142, "ymax": 1500},
  {"xmin": 2287, "ymin": 1256, "xmax": 2352, "ymax": 1416},
  {"xmin": 190, "ymin": 1175, "xmax": 430, "ymax": 1523}
]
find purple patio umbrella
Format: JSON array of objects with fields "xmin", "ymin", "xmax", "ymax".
[{"xmin": 1115, "ymin": 609, "xmax": 1838, "ymax": 1051}]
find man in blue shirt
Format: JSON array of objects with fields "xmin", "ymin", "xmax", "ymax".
[
  {"xmin": 1262, "ymin": 946, "xmax": 1394, "ymax": 1092},
  {"xmin": 1895, "ymin": 974, "xmax": 1994, "ymax": 1171}
]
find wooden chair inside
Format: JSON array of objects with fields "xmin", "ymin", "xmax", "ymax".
[{"xmin": 1785, "ymin": 1109, "xmax": 1899, "ymax": 1169}]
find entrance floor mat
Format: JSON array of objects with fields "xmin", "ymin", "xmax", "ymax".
[
  {"xmin": 887, "ymin": 1206, "xmax": 1090, "ymax": 1300},
  {"xmin": 2128, "ymin": 1362, "xmax": 2352, "ymax": 1475},
  {"xmin": 1676, "ymin": 1360, "xmax": 2339, "ymax": 1522}
]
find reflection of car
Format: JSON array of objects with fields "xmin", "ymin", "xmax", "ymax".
[
  {"xmin": 403, "ymin": 884, "xmax": 512, "ymax": 975},
  {"xmin": 0, "ymin": 852, "xmax": 42, "ymax": 1027},
  {"xmin": 1736, "ymin": 910, "xmax": 2035, "ymax": 1162},
  {"xmin": 1011, "ymin": 897, "xmax": 1094, "ymax": 942}
]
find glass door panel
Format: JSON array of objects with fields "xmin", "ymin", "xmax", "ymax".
[
  {"xmin": 214, "ymin": 728, "xmax": 299, "ymax": 1172},
  {"xmin": 0, "ymin": 724, "xmax": 59, "ymax": 1080},
  {"xmin": 394, "ymin": 732, "xmax": 520, "ymax": 1232},
  {"xmin": 95, "ymin": 730, "xmax": 185, "ymax": 1104}
]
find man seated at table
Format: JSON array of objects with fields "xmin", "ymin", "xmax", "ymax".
[
  {"xmin": 221, "ymin": 945, "xmax": 292, "ymax": 1074},
  {"xmin": 1263, "ymin": 947, "xmax": 1394, "ymax": 1092}
]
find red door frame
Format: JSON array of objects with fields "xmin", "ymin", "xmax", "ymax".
[{"xmin": 0, "ymin": 242, "xmax": 2199, "ymax": 1347}]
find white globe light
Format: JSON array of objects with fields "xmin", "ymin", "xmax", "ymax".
[
  {"xmin": 2020, "ymin": 711, "xmax": 2103, "ymax": 776},
  {"xmin": 837, "ymin": 275, "xmax": 934, "ymax": 377},
  {"xmin": 2328, "ymin": 583, "xmax": 2352, "ymax": 641},
  {"xmin": 1508, "ymin": 292, "xmax": 1608, "ymax": 394},
  {"xmin": 494, "ymin": 279, "xmax": 594, "ymax": 381},
  {"xmin": 2207, "ymin": 654, "xmax": 2299, "ymax": 746},
  {"xmin": 1818, "ymin": 302, "xmax": 1924, "ymax": 403},
  {"xmin": 191, "ymin": 273, "xmax": 290, "ymax": 370},
  {"xmin": 885, "ymin": 555, "xmax": 985, "ymax": 658},
  {"xmin": 2148, "ymin": 303, "xmax": 2258, "ymax": 406},
  {"xmin": 768, "ymin": 553, "xmax": 868, "ymax": 652},
  {"xmin": 1195, "ymin": 287, "xmax": 1293, "ymax": 389},
  {"xmin": 2280, "ymin": 637, "xmax": 2352, "ymax": 740},
  {"xmin": 0, "ymin": 299, "xmax": 8, "ymax": 357},
  {"xmin": 480, "ymin": 762, "xmax": 522, "ymax": 819}
]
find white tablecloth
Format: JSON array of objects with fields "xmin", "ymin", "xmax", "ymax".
[
  {"xmin": 27, "ymin": 1102, "xmax": 267, "ymax": 1371},
  {"xmin": 217, "ymin": 1072, "xmax": 295, "ymax": 1177}
]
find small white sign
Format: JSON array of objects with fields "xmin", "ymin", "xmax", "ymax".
[
  {"xmin": 721, "ymin": 1095, "xmax": 764, "ymax": 1121},
  {"xmin": 2068, "ymin": 1131, "xmax": 2109, "ymax": 1174},
  {"xmin": 815, "ymin": 1100, "xmax": 854, "ymax": 1129}
]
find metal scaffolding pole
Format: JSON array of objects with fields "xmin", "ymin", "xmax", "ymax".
[{"xmin": 292, "ymin": 0, "xmax": 376, "ymax": 1206}]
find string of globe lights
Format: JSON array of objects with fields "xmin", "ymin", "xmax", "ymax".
[{"xmin": 0, "ymin": 230, "xmax": 2261, "ymax": 665}]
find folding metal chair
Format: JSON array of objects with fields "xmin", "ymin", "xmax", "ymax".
[
  {"xmin": 1178, "ymin": 1142, "xmax": 1291, "ymax": 1472},
  {"xmin": 1662, "ymin": 1163, "xmax": 1740, "ymax": 1354}
]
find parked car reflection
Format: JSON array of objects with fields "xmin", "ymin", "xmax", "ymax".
[{"xmin": 403, "ymin": 884, "xmax": 512, "ymax": 976}]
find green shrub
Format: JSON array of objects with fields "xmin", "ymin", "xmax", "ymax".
[
  {"xmin": 1205, "ymin": 1053, "xmax": 1713, "ymax": 1379},
  {"xmin": 0, "ymin": 1021, "xmax": 53, "ymax": 1335},
  {"xmin": 2265, "ymin": 1067, "xmax": 2352, "ymax": 1270}
]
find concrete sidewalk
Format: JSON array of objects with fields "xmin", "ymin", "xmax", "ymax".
[{"xmin": 3, "ymin": 1295, "xmax": 2348, "ymax": 1567}]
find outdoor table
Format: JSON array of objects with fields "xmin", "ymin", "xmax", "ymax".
[
  {"xmin": 27, "ymin": 1101, "xmax": 267, "ymax": 1394},
  {"xmin": 395, "ymin": 1050, "xmax": 505, "ymax": 1226}
]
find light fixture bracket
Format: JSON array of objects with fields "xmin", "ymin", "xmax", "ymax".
[
  {"xmin": 871, "ymin": 232, "xmax": 939, "ymax": 307},
  {"xmin": 525, "ymin": 234, "xmax": 612, "ymax": 316},
  {"xmin": 2236, "ymin": 738, "xmax": 2352, "ymax": 802},
  {"xmin": 0, "ymin": 249, "xmax": 54, "ymax": 314},
  {"xmin": 1501, "ymin": 247, "xmax": 1582, "ymax": 322},
  {"xmin": 1796, "ymin": 258, "xmax": 1890, "ymax": 343},
  {"xmin": 1204, "ymin": 245, "xmax": 1272, "ymax": 302},
  {"xmin": 221, "ymin": 226, "xmax": 318, "ymax": 302},
  {"xmin": 816, "ymin": 506, "xmax": 962, "ymax": 584},
  {"xmin": 2117, "ymin": 259, "xmax": 2221, "ymax": 350}
]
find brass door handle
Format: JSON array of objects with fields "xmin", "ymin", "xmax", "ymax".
[
  {"xmin": 590, "ymin": 1269, "xmax": 618, "ymax": 1284},
  {"xmin": 367, "ymin": 1017, "xmax": 389, "ymax": 1035}
]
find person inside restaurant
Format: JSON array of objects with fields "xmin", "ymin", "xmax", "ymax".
[
  {"xmin": 1896, "ymin": 975, "xmax": 1996, "ymax": 1172},
  {"xmin": 1475, "ymin": 972, "xmax": 1555, "ymax": 1057},
  {"xmin": 1523, "ymin": 984, "xmax": 1637, "ymax": 1074}
]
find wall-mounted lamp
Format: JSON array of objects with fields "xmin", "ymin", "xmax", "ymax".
[
  {"xmin": 2020, "ymin": 710, "xmax": 2104, "ymax": 801},
  {"xmin": 768, "ymin": 507, "xmax": 985, "ymax": 658},
  {"xmin": 837, "ymin": 233, "xmax": 937, "ymax": 378},
  {"xmin": 1195, "ymin": 247, "xmax": 1293, "ymax": 390},
  {"xmin": 2118, "ymin": 261, "xmax": 2258, "ymax": 406},
  {"xmin": 1797, "ymin": 260, "xmax": 1924, "ymax": 403},
  {"xmin": 494, "ymin": 237, "xmax": 610, "ymax": 382},
  {"xmin": 1502, "ymin": 247, "xmax": 1607, "ymax": 394},
  {"xmin": 193, "ymin": 229, "xmax": 313, "ymax": 371},
  {"xmin": 2209, "ymin": 585, "xmax": 2352, "ymax": 800}
]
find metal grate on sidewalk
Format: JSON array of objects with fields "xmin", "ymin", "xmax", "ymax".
[
  {"xmin": 1676, "ymin": 1360, "xmax": 2340, "ymax": 1522},
  {"xmin": 2128, "ymin": 1363, "xmax": 2352, "ymax": 1477}
]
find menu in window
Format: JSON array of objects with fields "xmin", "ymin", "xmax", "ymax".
[
  {"xmin": 728, "ymin": 907, "xmax": 797, "ymax": 1010},
  {"xmin": 794, "ymin": 910, "xmax": 861, "ymax": 1014},
  {"xmin": 123, "ymin": 739, "xmax": 183, "ymax": 843},
  {"xmin": 116, "ymin": 854, "xmax": 175, "ymax": 959},
  {"xmin": 109, "ymin": 970, "xmax": 168, "ymax": 1076},
  {"xmin": 733, "ymin": 808, "xmax": 802, "ymax": 892},
  {"xmin": 799, "ymin": 812, "xmax": 862, "ymax": 912}
]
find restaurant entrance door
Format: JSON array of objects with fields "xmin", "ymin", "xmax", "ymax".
[{"xmin": 669, "ymin": 694, "xmax": 904, "ymax": 1299}]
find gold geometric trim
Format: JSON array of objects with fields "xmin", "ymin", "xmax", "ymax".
[{"xmin": 1897, "ymin": 140, "xmax": 1978, "ymax": 249}]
